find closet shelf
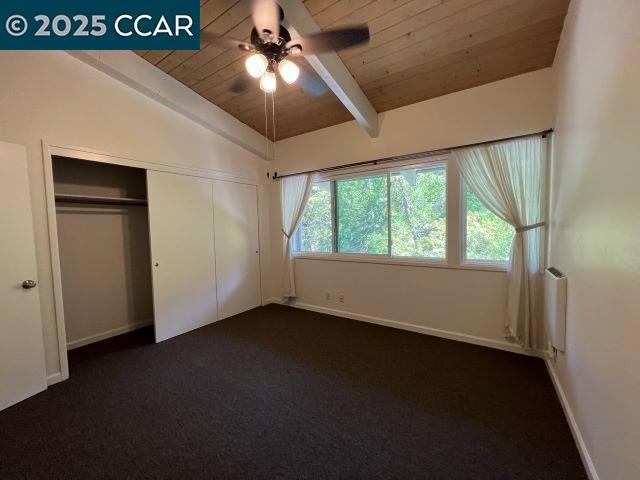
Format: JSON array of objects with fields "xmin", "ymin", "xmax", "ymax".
[{"xmin": 54, "ymin": 194, "xmax": 148, "ymax": 206}]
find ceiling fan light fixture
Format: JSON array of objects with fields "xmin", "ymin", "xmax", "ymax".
[
  {"xmin": 245, "ymin": 53, "xmax": 268, "ymax": 78},
  {"xmin": 278, "ymin": 59, "xmax": 300, "ymax": 84},
  {"xmin": 260, "ymin": 70, "xmax": 277, "ymax": 93}
]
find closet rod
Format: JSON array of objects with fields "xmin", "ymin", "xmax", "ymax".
[
  {"xmin": 271, "ymin": 128, "xmax": 553, "ymax": 180},
  {"xmin": 55, "ymin": 194, "xmax": 148, "ymax": 206}
]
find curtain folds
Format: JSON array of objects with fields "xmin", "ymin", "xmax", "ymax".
[
  {"xmin": 280, "ymin": 173, "xmax": 314, "ymax": 299},
  {"xmin": 453, "ymin": 136, "xmax": 547, "ymax": 349}
]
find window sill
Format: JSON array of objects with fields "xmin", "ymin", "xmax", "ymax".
[
  {"xmin": 460, "ymin": 259, "xmax": 510, "ymax": 271},
  {"xmin": 293, "ymin": 252, "xmax": 508, "ymax": 272}
]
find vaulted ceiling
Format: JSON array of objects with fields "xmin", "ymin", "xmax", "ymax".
[{"xmin": 136, "ymin": 0, "xmax": 569, "ymax": 140}]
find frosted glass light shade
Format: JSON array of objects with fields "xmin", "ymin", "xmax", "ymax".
[
  {"xmin": 245, "ymin": 54, "xmax": 268, "ymax": 78},
  {"xmin": 278, "ymin": 59, "xmax": 300, "ymax": 84},
  {"xmin": 260, "ymin": 70, "xmax": 277, "ymax": 92}
]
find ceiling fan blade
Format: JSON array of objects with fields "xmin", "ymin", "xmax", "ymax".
[
  {"xmin": 230, "ymin": 75, "xmax": 254, "ymax": 94},
  {"xmin": 286, "ymin": 25, "xmax": 369, "ymax": 54},
  {"xmin": 296, "ymin": 67, "xmax": 327, "ymax": 97},
  {"xmin": 251, "ymin": 0, "xmax": 280, "ymax": 41},
  {"xmin": 200, "ymin": 31, "xmax": 253, "ymax": 51}
]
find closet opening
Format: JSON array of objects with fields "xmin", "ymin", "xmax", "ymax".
[{"xmin": 52, "ymin": 156, "xmax": 155, "ymax": 355}]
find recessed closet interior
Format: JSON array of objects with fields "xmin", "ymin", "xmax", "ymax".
[
  {"xmin": 53, "ymin": 156, "xmax": 154, "ymax": 350},
  {"xmin": 52, "ymin": 155, "xmax": 262, "ymax": 364}
]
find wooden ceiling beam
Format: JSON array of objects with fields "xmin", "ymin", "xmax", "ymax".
[{"xmin": 278, "ymin": 0, "xmax": 380, "ymax": 138}]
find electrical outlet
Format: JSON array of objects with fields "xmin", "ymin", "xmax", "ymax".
[
  {"xmin": 325, "ymin": 292, "xmax": 331, "ymax": 301},
  {"xmin": 339, "ymin": 293, "xmax": 345, "ymax": 303}
]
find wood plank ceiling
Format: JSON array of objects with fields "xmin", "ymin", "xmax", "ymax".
[{"xmin": 136, "ymin": 0, "xmax": 570, "ymax": 140}]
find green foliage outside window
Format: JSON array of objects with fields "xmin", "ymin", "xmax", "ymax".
[
  {"xmin": 390, "ymin": 166, "xmax": 446, "ymax": 258},
  {"xmin": 336, "ymin": 175, "xmax": 388, "ymax": 254},
  {"xmin": 465, "ymin": 187, "xmax": 514, "ymax": 262},
  {"xmin": 295, "ymin": 164, "xmax": 514, "ymax": 263},
  {"xmin": 298, "ymin": 181, "xmax": 332, "ymax": 253}
]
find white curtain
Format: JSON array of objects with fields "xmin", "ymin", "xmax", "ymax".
[
  {"xmin": 453, "ymin": 136, "xmax": 547, "ymax": 349},
  {"xmin": 280, "ymin": 173, "xmax": 314, "ymax": 299}
]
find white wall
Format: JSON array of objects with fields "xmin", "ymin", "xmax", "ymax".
[
  {"xmin": 294, "ymin": 260, "xmax": 511, "ymax": 347},
  {"xmin": 56, "ymin": 205, "xmax": 153, "ymax": 347},
  {"xmin": 547, "ymin": 1, "xmax": 640, "ymax": 479},
  {"xmin": 274, "ymin": 68, "xmax": 555, "ymax": 174},
  {"xmin": 269, "ymin": 69, "xmax": 556, "ymax": 350},
  {"xmin": 0, "ymin": 51, "xmax": 272, "ymax": 380}
]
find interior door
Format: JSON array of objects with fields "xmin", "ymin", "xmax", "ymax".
[
  {"xmin": 147, "ymin": 171, "xmax": 217, "ymax": 342},
  {"xmin": 212, "ymin": 180, "xmax": 261, "ymax": 319},
  {"xmin": 0, "ymin": 142, "xmax": 47, "ymax": 411}
]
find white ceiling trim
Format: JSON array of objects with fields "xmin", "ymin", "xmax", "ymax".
[
  {"xmin": 278, "ymin": 0, "xmax": 379, "ymax": 138},
  {"xmin": 67, "ymin": 50, "xmax": 272, "ymax": 160}
]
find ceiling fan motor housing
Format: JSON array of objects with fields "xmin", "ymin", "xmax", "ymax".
[{"xmin": 251, "ymin": 24, "xmax": 295, "ymax": 65}]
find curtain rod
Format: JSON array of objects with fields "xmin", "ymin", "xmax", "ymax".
[{"xmin": 271, "ymin": 128, "xmax": 553, "ymax": 180}]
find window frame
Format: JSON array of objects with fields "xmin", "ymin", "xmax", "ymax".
[{"xmin": 293, "ymin": 154, "xmax": 508, "ymax": 272}]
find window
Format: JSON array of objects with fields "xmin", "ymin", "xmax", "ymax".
[
  {"xmin": 297, "ymin": 180, "xmax": 332, "ymax": 253},
  {"xmin": 336, "ymin": 174, "xmax": 388, "ymax": 254},
  {"xmin": 292, "ymin": 156, "xmax": 511, "ymax": 270},
  {"xmin": 390, "ymin": 164, "xmax": 446, "ymax": 258},
  {"xmin": 294, "ymin": 160, "xmax": 447, "ymax": 259},
  {"xmin": 464, "ymin": 185, "xmax": 514, "ymax": 262}
]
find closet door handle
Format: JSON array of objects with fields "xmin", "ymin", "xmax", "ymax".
[
  {"xmin": 154, "ymin": 262, "xmax": 159, "ymax": 267},
  {"xmin": 22, "ymin": 280, "xmax": 37, "ymax": 289}
]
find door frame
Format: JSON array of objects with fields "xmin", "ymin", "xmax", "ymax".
[{"xmin": 41, "ymin": 140, "xmax": 263, "ymax": 385}]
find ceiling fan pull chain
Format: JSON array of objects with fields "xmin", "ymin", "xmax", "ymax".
[
  {"xmin": 271, "ymin": 91, "xmax": 277, "ymax": 162},
  {"xmin": 264, "ymin": 90, "xmax": 270, "ymax": 161}
]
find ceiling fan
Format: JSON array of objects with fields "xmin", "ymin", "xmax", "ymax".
[{"xmin": 201, "ymin": 0, "xmax": 370, "ymax": 96}]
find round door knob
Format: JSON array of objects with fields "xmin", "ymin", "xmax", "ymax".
[
  {"xmin": 22, "ymin": 280, "xmax": 37, "ymax": 289},
  {"xmin": 154, "ymin": 262, "xmax": 159, "ymax": 267}
]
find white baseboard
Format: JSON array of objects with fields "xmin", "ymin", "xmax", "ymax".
[
  {"xmin": 66, "ymin": 320, "xmax": 153, "ymax": 350},
  {"xmin": 46, "ymin": 371, "xmax": 65, "ymax": 386},
  {"xmin": 264, "ymin": 297, "xmax": 283, "ymax": 305},
  {"xmin": 545, "ymin": 359, "xmax": 600, "ymax": 480},
  {"xmin": 264, "ymin": 298, "xmax": 543, "ymax": 358}
]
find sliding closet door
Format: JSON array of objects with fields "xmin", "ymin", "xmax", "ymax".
[
  {"xmin": 147, "ymin": 172, "xmax": 217, "ymax": 342},
  {"xmin": 212, "ymin": 180, "xmax": 261, "ymax": 319}
]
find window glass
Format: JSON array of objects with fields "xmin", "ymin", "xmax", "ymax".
[
  {"xmin": 336, "ymin": 174, "xmax": 388, "ymax": 254},
  {"xmin": 297, "ymin": 181, "xmax": 332, "ymax": 253},
  {"xmin": 295, "ymin": 159, "xmax": 513, "ymax": 266},
  {"xmin": 390, "ymin": 165, "xmax": 446, "ymax": 258},
  {"xmin": 465, "ymin": 186, "xmax": 514, "ymax": 262}
]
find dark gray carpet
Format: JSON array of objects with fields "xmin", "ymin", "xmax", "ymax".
[{"xmin": 0, "ymin": 304, "xmax": 586, "ymax": 479}]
